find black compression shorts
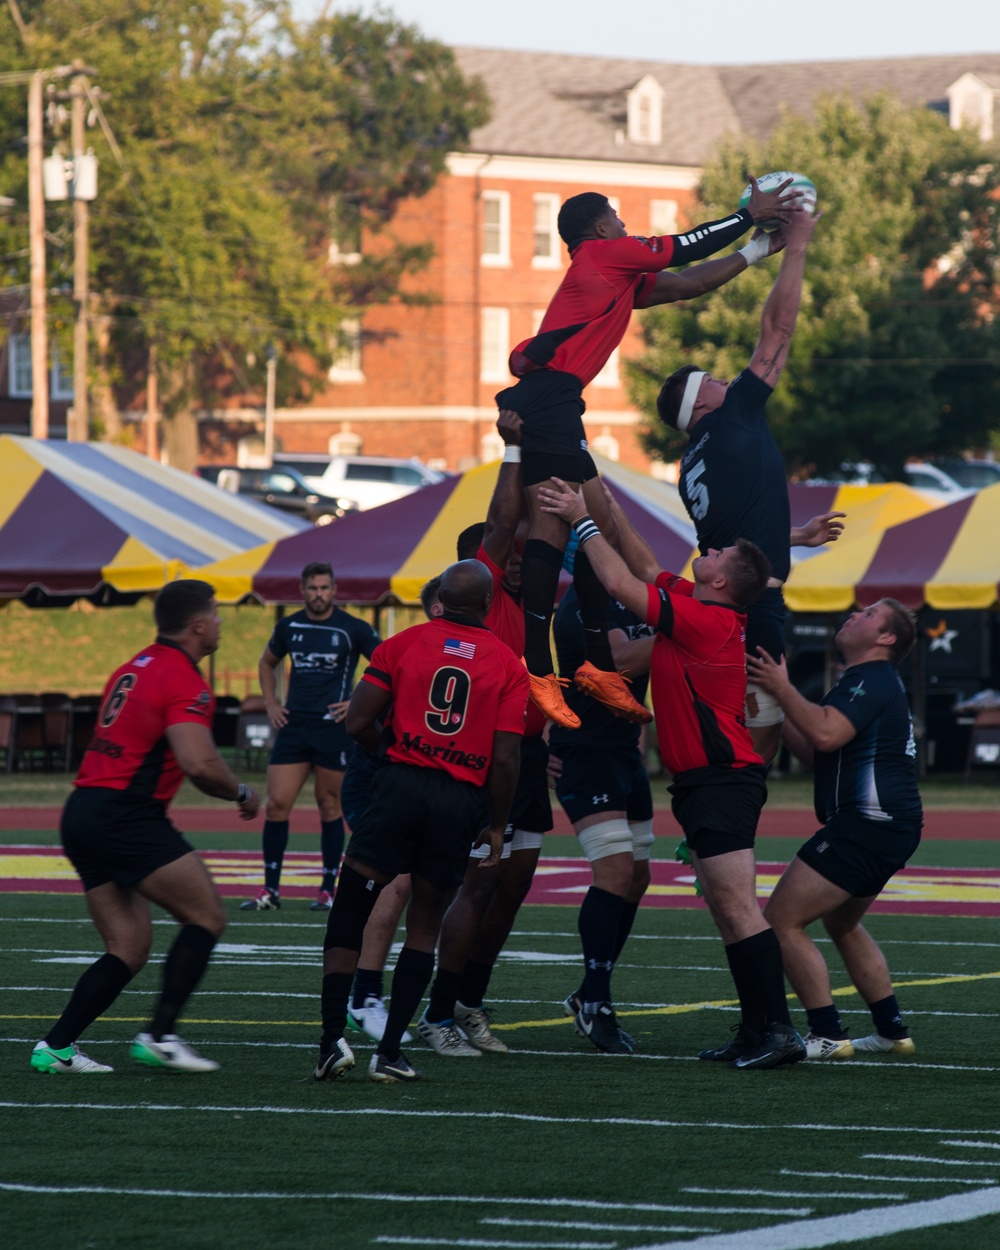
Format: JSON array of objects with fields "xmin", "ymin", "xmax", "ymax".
[
  {"xmin": 669, "ymin": 765, "xmax": 768, "ymax": 859},
  {"xmin": 269, "ymin": 715, "xmax": 349, "ymax": 771},
  {"xmin": 797, "ymin": 813, "xmax": 922, "ymax": 898},
  {"xmin": 61, "ymin": 787, "xmax": 194, "ymax": 891},
  {"xmin": 346, "ymin": 763, "xmax": 489, "ymax": 891}
]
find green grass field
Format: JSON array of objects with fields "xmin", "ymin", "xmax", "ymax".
[{"xmin": 3, "ymin": 818, "xmax": 999, "ymax": 1250}]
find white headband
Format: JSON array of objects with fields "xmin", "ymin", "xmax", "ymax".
[{"xmin": 675, "ymin": 371, "xmax": 706, "ymax": 434}]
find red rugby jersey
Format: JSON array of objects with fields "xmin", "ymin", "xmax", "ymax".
[
  {"xmin": 75, "ymin": 640, "xmax": 216, "ymax": 804},
  {"xmin": 644, "ymin": 573, "xmax": 762, "ymax": 778},
  {"xmin": 478, "ymin": 544, "xmax": 546, "ymax": 738},
  {"xmin": 362, "ymin": 615, "xmax": 530, "ymax": 786}
]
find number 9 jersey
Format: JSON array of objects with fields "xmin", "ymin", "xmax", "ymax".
[{"xmin": 361, "ymin": 615, "xmax": 530, "ymax": 786}]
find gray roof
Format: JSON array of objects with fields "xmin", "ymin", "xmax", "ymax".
[{"xmin": 453, "ymin": 47, "xmax": 1000, "ymax": 168}]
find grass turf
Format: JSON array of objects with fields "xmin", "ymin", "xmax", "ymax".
[{"xmin": 3, "ymin": 831, "xmax": 999, "ymax": 1250}]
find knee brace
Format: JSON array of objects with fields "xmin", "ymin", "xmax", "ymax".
[
  {"xmin": 577, "ymin": 818, "xmax": 633, "ymax": 864},
  {"xmin": 628, "ymin": 818, "xmax": 655, "ymax": 862},
  {"xmin": 745, "ymin": 681, "xmax": 785, "ymax": 728}
]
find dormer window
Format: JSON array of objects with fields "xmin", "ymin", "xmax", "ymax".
[
  {"xmin": 627, "ymin": 75, "xmax": 664, "ymax": 145},
  {"xmin": 947, "ymin": 72, "xmax": 997, "ymax": 143}
]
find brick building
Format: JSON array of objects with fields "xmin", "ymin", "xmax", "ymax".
[{"xmin": 4, "ymin": 50, "xmax": 1000, "ymax": 468}]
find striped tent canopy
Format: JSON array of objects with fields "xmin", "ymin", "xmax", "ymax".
[
  {"xmin": 0, "ymin": 435, "xmax": 307, "ymax": 606},
  {"xmin": 195, "ymin": 454, "xmax": 700, "ymax": 606},
  {"xmin": 785, "ymin": 482, "xmax": 1000, "ymax": 613}
]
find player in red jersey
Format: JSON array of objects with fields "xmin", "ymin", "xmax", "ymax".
[
  {"xmin": 539, "ymin": 480, "xmax": 806, "ymax": 1072},
  {"xmin": 498, "ymin": 180, "xmax": 798, "ymax": 729},
  {"xmin": 419, "ymin": 412, "xmax": 553, "ymax": 1056},
  {"xmin": 30, "ymin": 581, "xmax": 260, "ymax": 1077},
  {"xmin": 312, "ymin": 560, "xmax": 530, "ymax": 1085}
]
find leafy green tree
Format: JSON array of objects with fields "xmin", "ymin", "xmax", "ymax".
[
  {"xmin": 631, "ymin": 94, "xmax": 1000, "ymax": 480},
  {"xmin": 0, "ymin": 0, "xmax": 487, "ymax": 464}
]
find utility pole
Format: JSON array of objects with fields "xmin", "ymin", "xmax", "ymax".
[
  {"xmin": 146, "ymin": 341, "xmax": 158, "ymax": 460},
  {"xmin": 27, "ymin": 71, "xmax": 48, "ymax": 439},
  {"xmin": 263, "ymin": 343, "xmax": 277, "ymax": 464},
  {"xmin": 69, "ymin": 63, "xmax": 90, "ymax": 442}
]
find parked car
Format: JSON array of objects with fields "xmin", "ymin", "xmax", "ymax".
[
  {"xmin": 935, "ymin": 459, "xmax": 1000, "ymax": 490},
  {"xmin": 272, "ymin": 453, "xmax": 447, "ymax": 511},
  {"xmin": 804, "ymin": 461, "xmax": 972, "ymax": 501},
  {"xmin": 198, "ymin": 465, "xmax": 358, "ymax": 525}
]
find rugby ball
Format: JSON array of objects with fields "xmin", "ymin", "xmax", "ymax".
[{"xmin": 738, "ymin": 171, "xmax": 816, "ymax": 231}]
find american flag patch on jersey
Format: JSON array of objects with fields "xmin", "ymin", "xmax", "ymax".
[{"xmin": 443, "ymin": 638, "xmax": 476, "ymax": 660}]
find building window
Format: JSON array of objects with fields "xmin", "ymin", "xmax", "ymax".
[
  {"xmin": 480, "ymin": 429, "xmax": 505, "ymax": 462},
  {"xmin": 480, "ymin": 307, "xmax": 510, "ymax": 381},
  {"xmin": 481, "ymin": 191, "xmax": 510, "ymax": 266},
  {"xmin": 591, "ymin": 429, "xmax": 620, "ymax": 461},
  {"xmin": 7, "ymin": 332, "xmax": 73, "ymax": 399},
  {"xmin": 627, "ymin": 75, "xmax": 664, "ymax": 145},
  {"xmin": 329, "ymin": 319, "xmax": 363, "ymax": 383},
  {"xmin": 532, "ymin": 193, "xmax": 560, "ymax": 268},
  {"xmin": 592, "ymin": 346, "xmax": 619, "ymax": 389},
  {"xmin": 329, "ymin": 199, "xmax": 362, "ymax": 265},
  {"xmin": 329, "ymin": 427, "xmax": 363, "ymax": 455},
  {"xmin": 650, "ymin": 199, "xmax": 678, "ymax": 237}
]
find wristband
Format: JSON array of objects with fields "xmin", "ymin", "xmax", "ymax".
[
  {"xmin": 572, "ymin": 514, "xmax": 601, "ymax": 546},
  {"xmin": 738, "ymin": 234, "xmax": 771, "ymax": 267},
  {"xmin": 236, "ymin": 783, "xmax": 251, "ymax": 805},
  {"xmin": 502, "ymin": 445, "xmax": 521, "ymax": 463}
]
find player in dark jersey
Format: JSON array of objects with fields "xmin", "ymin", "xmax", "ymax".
[
  {"xmin": 748, "ymin": 599, "xmax": 923, "ymax": 1061},
  {"xmin": 30, "ymin": 580, "xmax": 261, "ymax": 1077},
  {"xmin": 419, "ymin": 416, "xmax": 554, "ymax": 1057},
  {"xmin": 240, "ymin": 561, "xmax": 379, "ymax": 912},
  {"xmin": 312, "ymin": 560, "xmax": 530, "ymax": 1085},
  {"xmin": 656, "ymin": 206, "xmax": 844, "ymax": 765},
  {"xmin": 550, "ymin": 583, "xmax": 656, "ymax": 1054},
  {"xmin": 498, "ymin": 180, "xmax": 799, "ymax": 731},
  {"xmin": 539, "ymin": 479, "xmax": 806, "ymax": 1071}
]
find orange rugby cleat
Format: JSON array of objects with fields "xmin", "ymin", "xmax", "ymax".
[
  {"xmin": 526, "ymin": 672, "xmax": 581, "ymax": 730},
  {"xmin": 573, "ymin": 661, "xmax": 652, "ymax": 724}
]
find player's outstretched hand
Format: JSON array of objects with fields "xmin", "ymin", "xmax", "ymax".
[
  {"xmin": 797, "ymin": 511, "xmax": 846, "ymax": 548},
  {"xmin": 537, "ymin": 477, "xmax": 587, "ymax": 523},
  {"xmin": 745, "ymin": 647, "xmax": 791, "ymax": 695},
  {"xmin": 745, "ymin": 174, "xmax": 802, "ymax": 225}
]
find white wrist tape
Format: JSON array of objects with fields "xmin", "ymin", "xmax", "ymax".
[
  {"xmin": 738, "ymin": 234, "xmax": 771, "ymax": 267},
  {"xmin": 502, "ymin": 445, "xmax": 521, "ymax": 463},
  {"xmin": 676, "ymin": 371, "xmax": 706, "ymax": 433}
]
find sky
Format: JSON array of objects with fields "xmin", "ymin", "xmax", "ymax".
[{"xmin": 292, "ymin": 1, "xmax": 999, "ymax": 64}]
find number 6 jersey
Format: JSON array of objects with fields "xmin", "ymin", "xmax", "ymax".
[
  {"xmin": 74, "ymin": 640, "xmax": 216, "ymax": 804},
  {"xmin": 361, "ymin": 614, "xmax": 530, "ymax": 786}
]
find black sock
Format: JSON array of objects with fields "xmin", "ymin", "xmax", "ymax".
[
  {"xmin": 868, "ymin": 994, "xmax": 908, "ymax": 1038},
  {"xmin": 574, "ymin": 548, "xmax": 614, "ymax": 671},
  {"xmin": 520, "ymin": 538, "xmax": 564, "ymax": 675},
  {"xmin": 613, "ymin": 899, "xmax": 640, "ymax": 962},
  {"xmin": 806, "ymin": 1004, "xmax": 847, "ymax": 1038},
  {"xmin": 578, "ymin": 886, "xmax": 625, "ymax": 1005},
  {"xmin": 381, "ymin": 946, "xmax": 435, "ymax": 1062},
  {"xmin": 725, "ymin": 928, "xmax": 791, "ymax": 1032},
  {"xmin": 320, "ymin": 972, "xmax": 355, "ymax": 1050},
  {"xmin": 425, "ymin": 967, "xmax": 464, "ymax": 1025},
  {"xmin": 320, "ymin": 818, "xmax": 345, "ymax": 893},
  {"xmin": 148, "ymin": 925, "xmax": 217, "ymax": 1040},
  {"xmin": 46, "ymin": 954, "xmax": 134, "ymax": 1050},
  {"xmin": 262, "ymin": 820, "xmax": 289, "ymax": 892},
  {"xmin": 457, "ymin": 959, "xmax": 494, "ymax": 1011},
  {"xmin": 351, "ymin": 966, "xmax": 385, "ymax": 1011}
]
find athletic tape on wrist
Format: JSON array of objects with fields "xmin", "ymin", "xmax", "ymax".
[
  {"xmin": 502, "ymin": 445, "xmax": 521, "ymax": 463},
  {"xmin": 676, "ymin": 371, "xmax": 706, "ymax": 433},
  {"xmin": 573, "ymin": 515, "xmax": 601, "ymax": 545},
  {"xmin": 738, "ymin": 234, "xmax": 771, "ymax": 267}
]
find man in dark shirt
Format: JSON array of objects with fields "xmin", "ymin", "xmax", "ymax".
[
  {"xmin": 747, "ymin": 598, "xmax": 923, "ymax": 1060},
  {"xmin": 550, "ymin": 585, "xmax": 656, "ymax": 1054},
  {"xmin": 240, "ymin": 561, "xmax": 379, "ymax": 912},
  {"xmin": 499, "ymin": 181, "xmax": 798, "ymax": 730},
  {"xmin": 656, "ymin": 206, "xmax": 842, "ymax": 765},
  {"xmin": 31, "ymin": 580, "xmax": 260, "ymax": 1077},
  {"xmin": 540, "ymin": 479, "xmax": 805, "ymax": 1071},
  {"xmin": 312, "ymin": 560, "xmax": 529, "ymax": 1085}
]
